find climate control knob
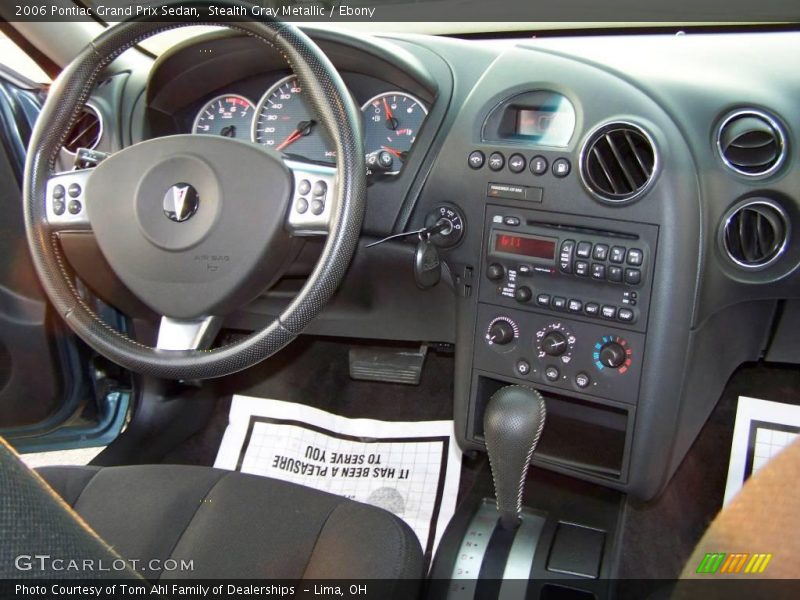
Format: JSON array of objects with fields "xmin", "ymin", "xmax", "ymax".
[
  {"xmin": 541, "ymin": 331, "xmax": 568, "ymax": 357},
  {"xmin": 599, "ymin": 342, "xmax": 626, "ymax": 368},
  {"xmin": 486, "ymin": 317, "xmax": 519, "ymax": 347},
  {"xmin": 593, "ymin": 335, "xmax": 633, "ymax": 373}
]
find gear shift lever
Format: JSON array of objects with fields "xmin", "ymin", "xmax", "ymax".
[{"xmin": 483, "ymin": 385, "xmax": 546, "ymax": 530}]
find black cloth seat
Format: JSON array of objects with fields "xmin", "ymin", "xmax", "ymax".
[{"xmin": 34, "ymin": 463, "xmax": 423, "ymax": 582}]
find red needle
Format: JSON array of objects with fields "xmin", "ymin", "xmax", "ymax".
[
  {"xmin": 276, "ymin": 129, "xmax": 303, "ymax": 151},
  {"xmin": 382, "ymin": 97, "xmax": 394, "ymax": 122},
  {"xmin": 381, "ymin": 146, "xmax": 403, "ymax": 157}
]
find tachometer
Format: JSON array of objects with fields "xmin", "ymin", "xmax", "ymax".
[
  {"xmin": 192, "ymin": 94, "xmax": 255, "ymax": 141},
  {"xmin": 251, "ymin": 75, "xmax": 335, "ymax": 163},
  {"xmin": 361, "ymin": 91, "xmax": 428, "ymax": 172}
]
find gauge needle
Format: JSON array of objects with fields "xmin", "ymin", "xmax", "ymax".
[
  {"xmin": 276, "ymin": 120, "xmax": 315, "ymax": 151},
  {"xmin": 381, "ymin": 145, "xmax": 408, "ymax": 161},
  {"xmin": 383, "ymin": 98, "xmax": 398, "ymax": 131}
]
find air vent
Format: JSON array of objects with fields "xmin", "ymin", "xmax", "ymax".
[
  {"xmin": 580, "ymin": 122, "xmax": 656, "ymax": 203},
  {"xmin": 717, "ymin": 110, "xmax": 785, "ymax": 177},
  {"xmin": 723, "ymin": 200, "xmax": 789, "ymax": 269},
  {"xmin": 63, "ymin": 105, "xmax": 102, "ymax": 154}
]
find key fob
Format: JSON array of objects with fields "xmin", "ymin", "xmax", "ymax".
[{"xmin": 414, "ymin": 237, "xmax": 441, "ymax": 289}]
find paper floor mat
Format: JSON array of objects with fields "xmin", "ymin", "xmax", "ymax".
[{"xmin": 214, "ymin": 395, "xmax": 462, "ymax": 558}]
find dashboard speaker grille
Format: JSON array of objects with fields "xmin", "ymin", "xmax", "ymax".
[
  {"xmin": 723, "ymin": 201, "xmax": 788, "ymax": 269},
  {"xmin": 718, "ymin": 111, "xmax": 785, "ymax": 177},
  {"xmin": 581, "ymin": 123, "xmax": 656, "ymax": 203},
  {"xmin": 63, "ymin": 105, "xmax": 102, "ymax": 154}
]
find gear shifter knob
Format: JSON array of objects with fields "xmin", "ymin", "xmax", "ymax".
[{"xmin": 483, "ymin": 385, "xmax": 546, "ymax": 530}]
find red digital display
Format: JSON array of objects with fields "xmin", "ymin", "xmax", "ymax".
[{"xmin": 494, "ymin": 233, "xmax": 556, "ymax": 260}]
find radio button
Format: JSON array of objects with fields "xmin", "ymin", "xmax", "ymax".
[
  {"xmin": 592, "ymin": 244, "xmax": 609, "ymax": 261},
  {"xmin": 514, "ymin": 286, "xmax": 533, "ymax": 303},
  {"xmin": 591, "ymin": 263, "xmax": 606, "ymax": 280},
  {"xmin": 488, "ymin": 152, "xmax": 505, "ymax": 171},
  {"xmin": 576, "ymin": 241, "xmax": 592, "ymax": 258},
  {"xmin": 503, "ymin": 216, "xmax": 521, "ymax": 226},
  {"xmin": 627, "ymin": 248, "xmax": 644, "ymax": 266},
  {"xmin": 584, "ymin": 302, "xmax": 600, "ymax": 316},
  {"xmin": 518, "ymin": 264, "xmax": 533, "ymax": 275},
  {"xmin": 574, "ymin": 260, "xmax": 590, "ymax": 277},
  {"xmin": 536, "ymin": 293, "xmax": 551, "ymax": 307},
  {"xmin": 568, "ymin": 299, "xmax": 583, "ymax": 313},
  {"xmin": 468, "ymin": 150, "xmax": 485, "ymax": 169},
  {"xmin": 618, "ymin": 308, "xmax": 635, "ymax": 322},
  {"xmin": 552, "ymin": 297, "xmax": 567, "ymax": 311},
  {"xmin": 610, "ymin": 246, "xmax": 626, "ymax": 264},
  {"xmin": 508, "ymin": 153, "xmax": 526, "ymax": 173},
  {"xmin": 601, "ymin": 305, "xmax": 617, "ymax": 319},
  {"xmin": 487, "ymin": 263, "xmax": 505, "ymax": 281},
  {"xmin": 559, "ymin": 240, "xmax": 575, "ymax": 273},
  {"xmin": 607, "ymin": 265, "xmax": 623, "ymax": 283},
  {"xmin": 530, "ymin": 155, "xmax": 548, "ymax": 175},
  {"xmin": 624, "ymin": 268, "xmax": 642, "ymax": 285}
]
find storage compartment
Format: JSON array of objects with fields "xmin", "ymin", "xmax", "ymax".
[{"xmin": 471, "ymin": 373, "xmax": 630, "ymax": 479}]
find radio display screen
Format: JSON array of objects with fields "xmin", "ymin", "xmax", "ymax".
[{"xmin": 494, "ymin": 233, "xmax": 556, "ymax": 260}]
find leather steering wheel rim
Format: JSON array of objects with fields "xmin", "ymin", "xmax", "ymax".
[{"xmin": 23, "ymin": 3, "xmax": 366, "ymax": 380}]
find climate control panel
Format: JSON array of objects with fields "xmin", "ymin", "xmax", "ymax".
[{"xmin": 474, "ymin": 303, "xmax": 644, "ymax": 405}]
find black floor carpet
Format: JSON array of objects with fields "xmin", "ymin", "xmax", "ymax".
[{"xmin": 618, "ymin": 362, "xmax": 800, "ymax": 579}]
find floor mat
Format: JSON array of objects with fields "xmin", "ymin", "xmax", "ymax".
[{"xmin": 214, "ymin": 395, "xmax": 462, "ymax": 561}]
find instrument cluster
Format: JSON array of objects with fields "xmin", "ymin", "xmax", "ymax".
[{"xmin": 191, "ymin": 75, "xmax": 428, "ymax": 174}]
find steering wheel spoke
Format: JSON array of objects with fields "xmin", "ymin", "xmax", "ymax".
[
  {"xmin": 156, "ymin": 316, "xmax": 221, "ymax": 351},
  {"xmin": 45, "ymin": 169, "xmax": 94, "ymax": 230},
  {"xmin": 284, "ymin": 159, "xmax": 337, "ymax": 236}
]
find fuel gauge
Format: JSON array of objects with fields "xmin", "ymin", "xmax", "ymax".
[{"xmin": 361, "ymin": 91, "xmax": 428, "ymax": 172}]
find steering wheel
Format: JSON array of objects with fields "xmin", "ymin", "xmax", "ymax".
[{"xmin": 22, "ymin": 3, "xmax": 366, "ymax": 380}]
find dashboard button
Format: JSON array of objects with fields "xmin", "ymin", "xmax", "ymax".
[
  {"xmin": 568, "ymin": 299, "xmax": 583, "ymax": 313},
  {"xmin": 53, "ymin": 200, "xmax": 65, "ymax": 216},
  {"xmin": 68, "ymin": 183, "xmax": 82, "ymax": 198},
  {"xmin": 488, "ymin": 152, "xmax": 505, "ymax": 171},
  {"xmin": 529, "ymin": 155, "xmax": 548, "ymax": 175},
  {"xmin": 545, "ymin": 366, "xmax": 560, "ymax": 382},
  {"xmin": 514, "ymin": 286, "xmax": 533, "ymax": 303},
  {"xmin": 313, "ymin": 180, "xmax": 327, "ymax": 197},
  {"xmin": 592, "ymin": 244, "xmax": 609, "ymax": 261},
  {"xmin": 487, "ymin": 263, "xmax": 505, "ymax": 281},
  {"xmin": 576, "ymin": 241, "xmax": 592, "ymax": 258},
  {"xmin": 591, "ymin": 263, "xmax": 606, "ymax": 280},
  {"xmin": 508, "ymin": 153, "xmax": 526, "ymax": 173},
  {"xmin": 536, "ymin": 293, "xmax": 551, "ymax": 307},
  {"xmin": 610, "ymin": 246, "xmax": 626, "ymax": 263},
  {"xmin": 67, "ymin": 199, "xmax": 82, "ymax": 215},
  {"xmin": 53, "ymin": 185, "xmax": 65, "ymax": 200},
  {"xmin": 298, "ymin": 179, "xmax": 311, "ymax": 196},
  {"xmin": 627, "ymin": 248, "xmax": 644, "ymax": 266},
  {"xmin": 552, "ymin": 158, "xmax": 571, "ymax": 177},
  {"xmin": 618, "ymin": 308, "xmax": 635, "ymax": 322},
  {"xmin": 468, "ymin": 151, "xmax": 485, "ymax": 169},
  {"xmin": 516, "ymin": 360, "xmax": 531, "ymax": 376},
  {"xmin": 608, "ymin": 265, "xmax": 623, "ymax": 283},
  {"xmin": 518, "ymin": 264, "xmax": 532, "ymax": 275},
  {"xmin": 584, "ymin": 302, "xmax": 600, "ymax": 316},
  {"xmin": 559, "ymin": 240, "xmax": 575, "ymax": 274},
  {"xmin": 296, "ymin": 198, "xmax": 309, "ymax": 214},
  {"xmin": 552, "ymin": 297, "xmax": 567, "ymax": 311},
  {"xmin": 310, "ymin": 199, "xmax": 324, "ymax": 216},
  {"xmin": 624, "ymin": 268, "xmax": 642, "ymax": 285},
  {"xmin": 574, "ymin": 260, "xmax": 589, "ymax": 277},
  {"xmin": 575, "ymin": 372, "xmax": 591, "ymax": 388},
  {"xmin": 601, "ymin": 305, "xmax": 617, "ymax": 319},
  {"xmin": 503, "ymin": 216, "xmax": 521, "ymax": 226}
]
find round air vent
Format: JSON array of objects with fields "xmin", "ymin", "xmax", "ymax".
[
  {"xmin": 717, "ymin": 110, "xmax": 786, "ymax": 177},
  {"xmin": 63, "ymin": 104, "xmax": 102, "ymax": 154},
  {"xmin": 722, "ymin": 200, "xmax": 789, "ymax": 269},
  {"xmin": 580, "ymin": 122, "xmax": 657, "ymax": 204}
]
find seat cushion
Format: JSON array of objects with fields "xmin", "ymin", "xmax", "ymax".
[{"xmin": 38, "ymin": 464, "xmax": 423, "ymax": 583}]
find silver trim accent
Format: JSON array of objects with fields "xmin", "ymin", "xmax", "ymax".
[
  {"xmin": 284, "ymin": 159, "xmax": 337, "ymax": 236},
  {"xmin": 499, "ymin": 508, "xmax": 547, "ymax": 598},
  {"xmin": 63, "ymin": 103, "xmax": 103, "ymax": 156},
  {"xmin": 578, "ymin": 120, "xmax": 659, "ymax": 205},
  {"xmin": 721, "ymin": 199, "xmax": 790, "ymax": 270},
  {"xmin": 716, "ymin": 109, "xmax": 787, "ymax": 178},
  {"xmin": 191, "ymin": 93, "xmax": 256, "ymax": 138},
  {"xmin": 156, "ymin": 316, "xmax": 221, "ymax": 351},
  {"xmin": 45, "ymin": 168, "xmax": 93, "ymax": 228}
]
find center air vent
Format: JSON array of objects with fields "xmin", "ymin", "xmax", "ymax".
[
  {"xmin": 717, "ymin": 110, "xmax": 785, "ymax": 177},
  {"xmin": 580, "ymin": 122, "xmax": 656, "ymax": 204},
  {"xmin": 63, "ymin": 105, "xmax": 102, "ymax": 154},
  {"xmin": 723, "ymin": 200, "xmax": 789, "ymax": 269}
]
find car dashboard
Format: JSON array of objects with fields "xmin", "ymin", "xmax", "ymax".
[{"xmin": 60, "ymin": 27, "xmax": 800, "ymax": 502}]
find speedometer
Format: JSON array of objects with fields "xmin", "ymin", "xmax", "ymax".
[
  {"xmin": 251, "ymin": 75, "xmax": 335, "ymax": 163},
  {"xmin": 192, "ymin": 94, "xmax": 255, "ymax": 141}
]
